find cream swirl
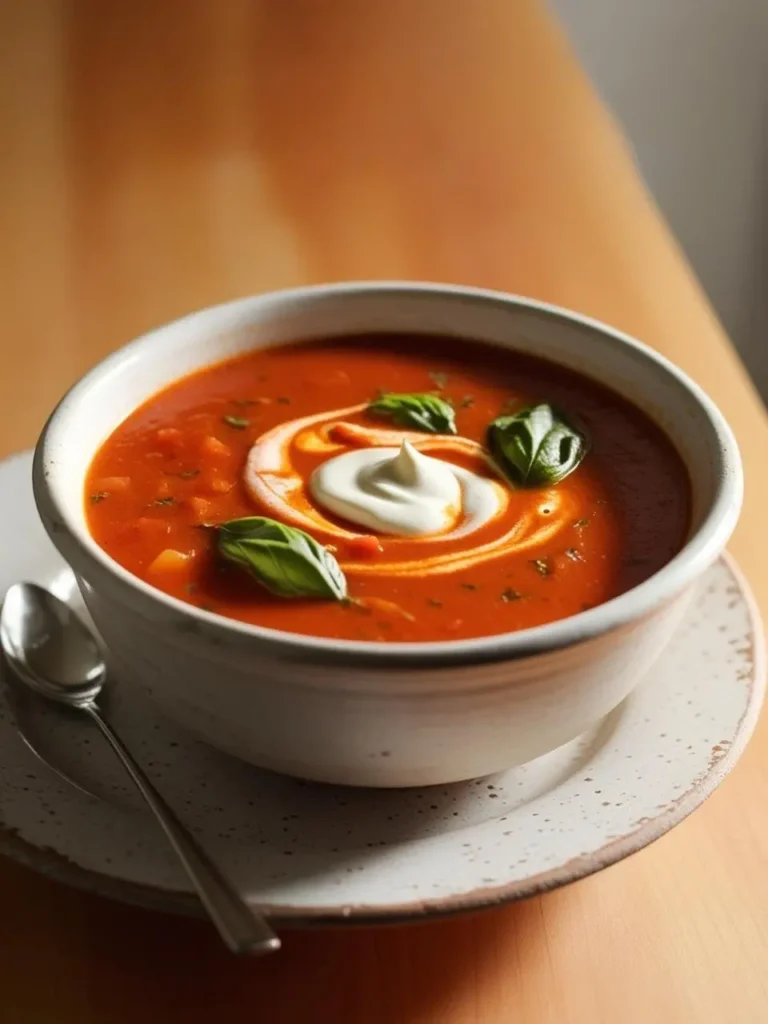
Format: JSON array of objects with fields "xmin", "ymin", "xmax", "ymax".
[
  {"xmin": 309, "ymin": 440, "xmax": 501, "ymax": 537},
  {"xmin": 243, "ymin": 404, "xmax": 576, "ymax": 578}
]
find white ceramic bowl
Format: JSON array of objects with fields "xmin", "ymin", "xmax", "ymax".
[{"xmin": 33, "ymin": 283, "xmax": 742, "ymax": 787}]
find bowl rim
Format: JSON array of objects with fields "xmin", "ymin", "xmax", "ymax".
[{"xmin": 33, "ymin": 281, "xmax": 743, "ymax": 668}]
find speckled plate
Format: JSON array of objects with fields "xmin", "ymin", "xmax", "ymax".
[{"xmin": 0, "ymin": 451, "xmax": 764, "ymax": 924}]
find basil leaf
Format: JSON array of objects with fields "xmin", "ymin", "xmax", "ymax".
[
  {"xmin": 217, "ymin": 517, "xmax": 347, "ymax": 600},
  {"xmin": 487, "ymin": 403, "xmax": 587, "ymax": 486},
  {"xmin": 367, "ymin": 392, "xmax": 457, "ymax": 434}
]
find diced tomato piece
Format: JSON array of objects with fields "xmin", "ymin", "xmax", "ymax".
[
  {"xmin": 92, "ymin": 476, "xmax": 131, "ymax": 494},
  {"xmin": 147, "ymin": 549, "xmax": 193, "ymax": 574},
  {"xmin": 135, "ymin": 517, "xmax": 172, "ymax": 540},
  {"xmin": 346, "ymin": 535, "xmax": 383, "ymax": 558},
  {"xmin": 155, "ymin": 427, "xmax": 185, "ymax": 454},
  {"xmin": 328, "ymin": 422, "xmax": 368, "ymax": 447},
  {"xmin": 200, "ymin": 436, "xmax": 231, "ymax": 459},
  {"xmin": 187, "ymin": 496, "xmax": 213, "ymax": 522},
  {"xmin": 205, "ymin": 476, "xmax": 234, "ymax": 495}
]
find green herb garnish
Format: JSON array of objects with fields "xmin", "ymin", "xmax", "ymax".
[
  {"xmin": 461, "ymin": 582, "xmax": 478, "ymax": 591},
  {"xmin": 427, "ymin": 597, "xmax": 443, "ymax": 607},
  {"xmin": 367, "ymin": 392, "xmax": 457, "ymax": 434},
  {"xmin": 217, "ymin": 516, "xmax": 347, "ymax": 600},
  {"xmin": 428, "ymin": 371, "xmax": 449, "ymax": 389},
  {"xmin": 530, "ymin": 558, "xmax": 552, "ymax": 577},
  {"xmin": 459, "ymin": 395, "xmax": 475, "ymax": 409},
  {"xmin": 572, "ymin": 517, "xmax": 590, "ymax": 529},
  {"xmin": 276, "ymin": 397, "xmax": 291, "ymax": 405},
  {"xmin": 154, "ymin": 497, "xmax": 175, "ymax": 506},
  {"xmin": 487, "ymin": 403, "xmax": 587, "ymax": 487},
  {"xmin": 89, "ymin": 492, "xmax": 108, "ymax": 504},
  {"xmin": 501, "ymin": 588, "xmax": 523, "ymax": 602},
  {"xmin": 222, "ymin": 415, "xmax": 250, "ymax": 430},
  {"xmin": 565, "ymin": 548, "xmax": 585, "ymax": 562}
]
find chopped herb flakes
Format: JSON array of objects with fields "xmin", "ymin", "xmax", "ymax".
[
  {"xmin": 460, "ymin": 582, "xmax": 478, "ymax": 591},
  {"xmin": 154, "ymin": 496, "xmax": 175, "ymax": 506},
  {"xmin": 427, "ymin": 597, "xmax": 443, "ymax": 607},
  {"xmin": 501, "ymin": 588, "xmax": 523, "ymax": 602},
  {"xmin": 572, "ymin": 517, "xmax": 590, "ymax": 529},
  {"xmin": 530, "ymin": 558, "xmax": 552, "ymax": 577},
  {"xmin": 231, "ymin": 398, "xmax": 259, "ymax": 407},
  {"xmin": 222, "ymin": 415, "xmax": 250, "ymax": 429},
  {"xmin": 565, "ymin": 548, "xmax": 585, "ymax": 562},
  {"xmin": 428, "ymin": 371, "xmax": 449, "ymax": 389},
  {"xmin": 276, "ymin": 397, "xmax": 291, "ymax": 405},
  {"xmin": 459, "ymin": 395, "xmax": 475, "ymax": 409},
  {"xmin": 89, "ymin": 492, "xmax": 108, "ymax": 504},
  {"xmin": 163, "ymin": 468, "xmax": 200, "ymax": 479}
]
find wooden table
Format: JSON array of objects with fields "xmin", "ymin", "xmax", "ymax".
[{"xmin": 2, "ymin": 2, "xmax": 767, "ymax": 1021}]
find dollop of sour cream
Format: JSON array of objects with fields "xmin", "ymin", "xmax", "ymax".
[{"xmin": 310, "ymin": 440, "xmax": 500, "ymax": 537}]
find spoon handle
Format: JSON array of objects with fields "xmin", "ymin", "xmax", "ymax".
[{"xmin": 80, "ymin": 702, "xmax": 280, "ymax": 956}]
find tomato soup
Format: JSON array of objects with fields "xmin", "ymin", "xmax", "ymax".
[{"xmin": 85, "ymin": 335, "xmax": 691, "ymax": 642}]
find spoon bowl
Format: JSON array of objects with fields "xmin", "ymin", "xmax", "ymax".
[
  {"xmin": 0, "ymin": 580, "xmax": 279, "ymax": 956},
  {"xmin": 1, "ymin": 582, "xmax": 104, "ymax": 706}
]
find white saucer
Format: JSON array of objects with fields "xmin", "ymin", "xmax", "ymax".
[{"xmin": 0, "ymin": 451, "xmax": 764, "ymax": 924}]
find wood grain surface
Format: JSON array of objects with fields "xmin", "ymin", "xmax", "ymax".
[{"xmin": 1, "ymin": 2, "xmax": 767, "ymax": 1021}]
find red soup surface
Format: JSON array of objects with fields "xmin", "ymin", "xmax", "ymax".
[{"xmin": 86, "ymin": 335, "xmax": 691, "ymax": 643}]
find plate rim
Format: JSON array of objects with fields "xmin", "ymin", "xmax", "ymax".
[{"xmin": 0, "ymin": 450, "xmax": 764, "ymax": 926}]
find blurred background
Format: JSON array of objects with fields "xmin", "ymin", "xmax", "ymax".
[
  {"xmin": 1, "ymin": 4, "xmax": 766, "ymax": 1018},
  {"xmin": 555, "ymin": 0, "xmax": 768, "ymax": 398},
  {"xmin": 3, "ymin": 0, "xmax": 766, "ymax": 435}
]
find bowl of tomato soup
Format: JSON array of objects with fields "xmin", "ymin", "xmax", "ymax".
[{"xmin": 33, "ymin": 284, "xmax": 741, "ymax": 786}]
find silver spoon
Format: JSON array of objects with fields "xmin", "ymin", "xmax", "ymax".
[{"xmin": 0, "ymin": 581, "xmax": 280, "ymax": 956}]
